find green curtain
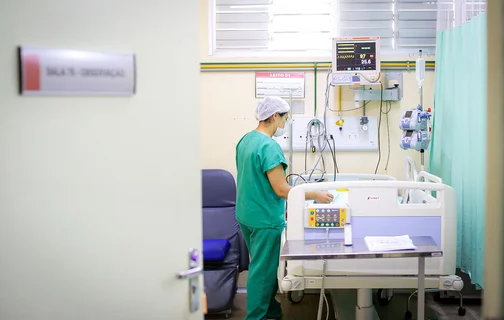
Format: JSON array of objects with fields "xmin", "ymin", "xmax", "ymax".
[{"xmin": 429, "ymin": 12, "xmax": 487, "ymax": 288}]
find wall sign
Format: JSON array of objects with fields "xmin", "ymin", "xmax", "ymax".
[
  {"xmin": 18, "ymin": 46, "xmax": 136, "ymax": 96},
  {"xmin": 255, "ymin": 72, "xmax": 305, "ymax": 99}
]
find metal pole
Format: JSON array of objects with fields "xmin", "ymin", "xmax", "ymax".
[
  {"xmin": 419, "ymin": 50, "xmax": 423, "ymax": 109},
  {"xmin": 417, "ymin": 257, "xmax": 426, "ymax": 320},
  {"xmin": 289, "ymin": 90, "xmax": 294, "ymax": 186},
  {"xmin": 419, "ymin": 49, "xmax": 425, "ymax": 171}
]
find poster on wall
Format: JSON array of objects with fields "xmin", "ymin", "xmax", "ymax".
[
  {"xmin": 18, "ymin": 46, "xmax": 136, "ymax": 96},
  {"xmin": 255, "ymin": 72, "xmax": 305, "ymax": 99}
]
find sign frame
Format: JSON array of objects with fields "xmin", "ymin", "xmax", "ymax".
[
  {"xmin": 18, "ymin": 46, "xmax": 136, "ymax": 96},
  {"xmin": 255, "ymin": 72, "xmax": 305, "ymax": 99}
]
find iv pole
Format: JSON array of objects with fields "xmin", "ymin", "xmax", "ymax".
[
  {"xmin": 275, "ymin": 86, "xmax": 299, "ymax": 186},
  {"xmin": 417, "ymin": 50, "xmax": 425, "ymax": 171},
  {"xmin": 287, "ymin": 88, "xmax": 294, "ymax": 186}
]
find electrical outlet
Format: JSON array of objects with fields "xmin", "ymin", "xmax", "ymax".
[{"xmin": 273, "ymin": 116, "xmax": 378, "ymax": 152}]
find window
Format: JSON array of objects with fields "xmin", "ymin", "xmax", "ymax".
[
  {"xmin": 211, "ymin": 0, "xmax": 332, "ymax": 54},
  {"xmin": 394, "ymin": 0, "xmax": 440, "ymax": 51},
  {"xmin": 210, "ymin": 0, "xmax": 451, "ymax": 56}
]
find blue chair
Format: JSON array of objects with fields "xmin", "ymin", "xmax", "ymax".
[{"xmin": 202, "ymin": 169, "xmax": 249, "ymax": 318}]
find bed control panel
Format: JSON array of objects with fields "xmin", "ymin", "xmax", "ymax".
[{"xmin": 307, "ymin": 207, "xmax": 348, "ymax": 228}]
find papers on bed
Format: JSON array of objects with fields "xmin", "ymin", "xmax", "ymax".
[
  {"xmin": 313, "ymin": 190, "xmax": 348, "ymax": 205},
  {"xmin": 364, "ymin": 235, "xmax": 417, "ymax": 252}
]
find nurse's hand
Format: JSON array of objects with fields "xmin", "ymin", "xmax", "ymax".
[{"xmin": 313, "ymin": 192, "xmax": 334, "ymax": 204}]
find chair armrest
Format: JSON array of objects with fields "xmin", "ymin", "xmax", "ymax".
[{"xmin": 203, "ymin": 239, "xmax": 231, "ymax": 263}]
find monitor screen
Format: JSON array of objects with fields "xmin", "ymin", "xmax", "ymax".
[{"xmin": 335, "ymin": 41, "xmax": 377, "ymax": 71}]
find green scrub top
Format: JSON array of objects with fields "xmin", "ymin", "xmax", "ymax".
[{"xmin": 236, "ymin": 130, "xmax": 288, "ymax": 229}]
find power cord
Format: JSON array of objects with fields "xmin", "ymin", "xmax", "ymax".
[
  {"xmin": 285, "ymin": 174, "xmax": 306, "ymax": 184},
  {"xmin": 304, "ymin": 119, "xmax": 327, "ymax": 176},
  {"xmin": 383, "ymin": 101, "xmax": 392, "ymax": 171},
  {"xmin": 326, "ymin": 134, "xmax": 339, "ymax": 181},
  {"xmin": 323, "ymin": 68, "xmax": 339, "ymax": 180},
  {"xmin": 292, "ymin": 169, "xmax": 326, "ymax": 185},
  {"xmin": 374, "ymin": 81, "xmax": 384, "ymax": 174},
  {"xmin": 317, "ymin": 259, "xmax": 329, "ymax": 320},
  {"xmin": 303, "ymin": 68, "xmax": 338, "ymax": 181}
]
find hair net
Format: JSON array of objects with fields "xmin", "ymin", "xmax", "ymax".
[{"xmin": 254, "ymin": 96, "xmax": 291, "ymax": 121}]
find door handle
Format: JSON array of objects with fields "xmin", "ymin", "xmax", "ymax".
[
  {"xmin": 177, "ymin": 266, "xmax": 203, "ymax": 279},
  {"xmin": 178, "ymin": 248, "xmax": 202, "ymax": 313}
]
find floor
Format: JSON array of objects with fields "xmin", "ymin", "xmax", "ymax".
[
  {"xmin": 208, "ymin": 291, "xmax": 482, "ymax": 320},
  {"xmin": 206, "ymin": 270, "xmax": 482, "ymax": 320}
]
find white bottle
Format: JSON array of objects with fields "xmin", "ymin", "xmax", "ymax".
[{"xmin": 344, "ymin": 222, "xmax": 353, "ymax": 246}]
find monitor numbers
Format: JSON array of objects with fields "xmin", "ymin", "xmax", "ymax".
[
  {"xmin": 335, "ymin": 42, "xmax": 377, "ymax": 71},
  {"xmin": 360, "ymin": 53, "xmax": 372, "ymax": 65}
]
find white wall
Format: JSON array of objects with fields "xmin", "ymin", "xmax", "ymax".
[{"xmin": 0, "ymin": 1, "xmax": 200, "ymax": 319}]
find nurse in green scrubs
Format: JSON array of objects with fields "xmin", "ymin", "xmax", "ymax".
[{"xmin": 235, "ymin": 96, "xmax": 334, "ymax": 320}]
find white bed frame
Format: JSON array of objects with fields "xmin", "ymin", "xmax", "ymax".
[{"xmin": 277, "ymin": 171, "xmax": 464, "ymax": 319}]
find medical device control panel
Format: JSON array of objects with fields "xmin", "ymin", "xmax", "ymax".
[
  {"xmin": 399, "ymin": 105, "xmax": 432, "ymax": 151},
  {"xmin": 305, "ymin": 190, "xmax": 350, "ymax": 228},
  {"xmin": 400, "ymin": 130, "xmax": 431, "ymax": 151},
  {"xmin": 399, "ymin": 107, "xmax": 431, "ymax": 131},
  {"xmin": 307, "ymin": 207, "xmax": 347, "ymax": 228}
]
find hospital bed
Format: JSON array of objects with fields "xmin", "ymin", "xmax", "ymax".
[{"xmin": 278, "ymin": 170, "xmax": 465, "ymax": 319}]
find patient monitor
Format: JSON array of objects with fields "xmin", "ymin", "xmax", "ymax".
[{"xmin": 331, "ymin": 36, "xmax": 381, "ymax": 86}]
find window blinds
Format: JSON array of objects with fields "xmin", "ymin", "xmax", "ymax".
[
  {"xmin": 338, "ymin": 0, "xmax": 394, "ymax": 49},
  {"xmin": 396, "ymin": 0, "xmax": 447, "ymax": 52},
  {"xmin": 214, "ymin": 0, "xmax": 332, "ymax": 52},
  {"xmin": 212, "ymin": 0, "xmax": 452, "ymax": 54}
]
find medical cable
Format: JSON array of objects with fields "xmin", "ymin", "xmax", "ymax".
[
  {"xmin": 324, "ymin": 293, "xmax": 330, "ymax": 320},
  {"xmin": 293, "ymin": 169, "xmax": 326, "ymax": 185},
  {"xmin": 295, "ymin": 169, "xmax": 324, "ymax": 185},
  {"xmin": 307, "ymin": 139, "xmax": 328, "ymax": 181},
  {"xmin": 310, "ymin": 67, "xmax": 337, "ymax": 181},
  {"xmin": 326, "ymin": 135, "xmax": 339, "ymax": 181},
  {"xmin": 285, "ymin": 174, "xmax": 306, "ymax": 185},
  {"xmin": 304, "ymin": 68, "xmax": 330, "ymax": 178},
  {"xmin": 316, "ymin": 228, "xmax": 330, "ymax": 320},
  {"xmin": 358, "ymin": 72, "xmax": 381, "ymax": 84},
  {"xmin": 323, "ymin": 68, "xmax": 339, "ymax": 178},
  {"xmin": 374, "ymin": 81, "xmax": 384, "ymax": 174},
  {"xmin": 317, "ymin": 259, "xmax": 328, "ymax": 320},
  {"xmin": 304, "ymin": 119, "xmax": 326, "ymax": 173},
  {"xmin": 301, "ymin": 67, "xmax": 339, "ymax": 182},
  {"xmin": 384, "ymin": 101, "xmax": 392, "ymax": 171},
  {"xmin": 327, "ymin": 100, "xmax": 369, "ymax": 113},
  {"xmin": 304, "ymin": 119, "xmax": 328, "ymax": 181}
]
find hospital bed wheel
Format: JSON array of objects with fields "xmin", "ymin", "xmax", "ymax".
[
  {"xmin": 458, "ymin": 307, "xmax": 466, "ymax": 316},
  {"xmin": 376, "ymin": 289, "xmax": 393, "ymax": 306},
  {"xmin": 287, "ymin": 290, "xmax": 305, "ymax": 304},
  {"xmin": 404, "ymin": 310, "xmax": 412, "ymax": 320}
]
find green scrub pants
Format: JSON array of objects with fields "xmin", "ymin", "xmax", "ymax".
[{"xmin": 239, "ymin": 223, "xmax": 284, "ymax": 320}]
